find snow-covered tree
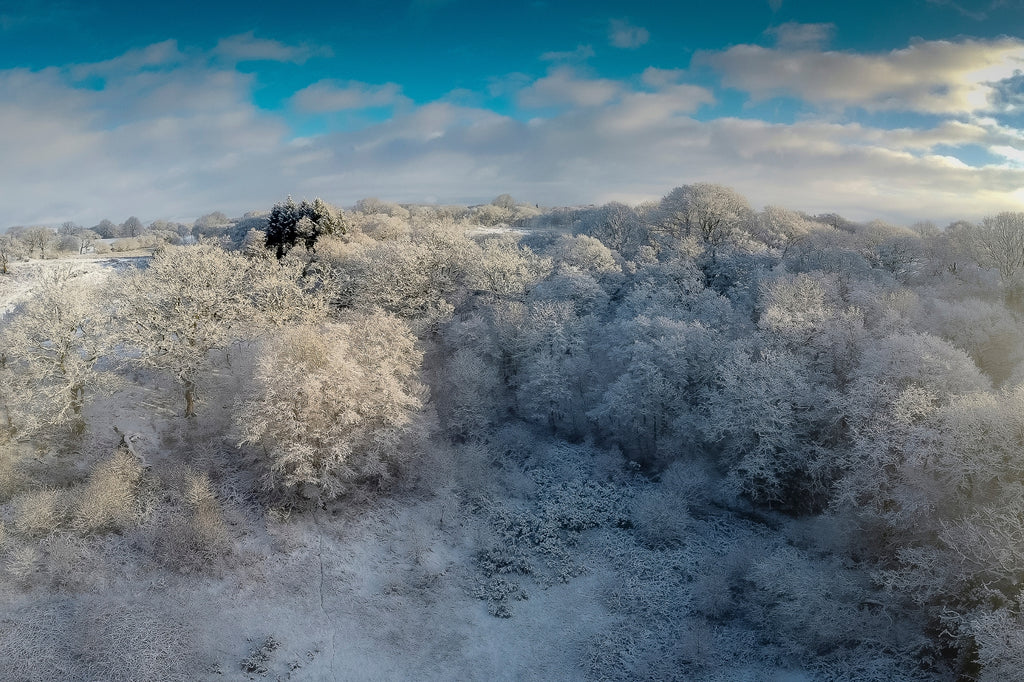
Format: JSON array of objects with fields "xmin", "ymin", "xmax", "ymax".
[
  {"xmin": 0, "ymin": 234, "xmax": 26, "ymax": 274},
  {"xmin": 970, "ymin": 212, "xmax": 1024, "ymax": 284},
  {"xmin": 578, "ymin": 201, "xmax": 647, "ymax": 256},
  {"xmin": 656, "ymin": 183, "xmax": 753, "ymax": 248},
  {"xmin": 265, "ymin": 197, "xmax": 300, "ymax": 258},
  {"xmin": 234, "ymin": 311, "xmax": 426, "ymax": 501},
  {"xmin": 467, "ymin": 235, "xmax": 552, "ymax": 301},
  {"xmin": 751, "ymin": 205, "xmax": 817, "ymax": 255},
  {"xmin": 113, "ymin": 245, "xmax": 261, "ymax": 417},
  {"xmin": 121, "ymin": 216, "xmax": 144, "ymax": 238},
  {"xmin": 22, "ymin": 226, "xmax": 54, "ymax": 259},
  {"xmin": 1, "ymin": 266, "xmax": 111, "ymax": 436},
  {"xmin": 699, "ymin": 343, "xmax": 841, "ymax": 508}
]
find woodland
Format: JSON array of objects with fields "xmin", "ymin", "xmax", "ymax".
[{"xmin": 2, "ymin": 186, "xmax": 1024, "ymax": 680}]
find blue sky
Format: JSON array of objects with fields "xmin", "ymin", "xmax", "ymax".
[{"xmin": 1, "ymin": 0, "xmax": 1023, "ymax": 227}]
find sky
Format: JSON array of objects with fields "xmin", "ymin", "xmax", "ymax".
[{"xmin": 1, "ymin": 0, "xmax": 1023, "ymax": 228}]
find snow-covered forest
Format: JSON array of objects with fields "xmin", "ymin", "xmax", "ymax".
[{"xmin": 3, "ymin": 186, "xmax": 1024, "ymax": 680}]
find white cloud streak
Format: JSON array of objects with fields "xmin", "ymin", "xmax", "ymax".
[
  {"xmin": 291, "ymin": 80, "xmax": 409, "ymax": 112},
  {"xmin": 517, "ymin": 67, "xmax": 624, "ymax": 109},
  {"xmin": 213, "ymin": 31, "xmax": 331, "ymax": 64}
]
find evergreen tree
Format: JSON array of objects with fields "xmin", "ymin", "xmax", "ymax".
[
  {"xmin": 308, "ymin": 197, "xmax": 345, "ymax": 241},
  {"xmin": 265, "ymin": 196, "xmax": 300, "ymax": 258},
  {"xmin": 265, "ymin": 196, "xmax": 344, "ymax": 256}
]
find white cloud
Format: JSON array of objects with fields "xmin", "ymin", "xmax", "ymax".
[
  {"xmin": 992, "ymin": 145, "xmax": 1024, "ymax": 165},
  {"xmin": 1, "ymin": 39, "xmax": 1023, "ymax": 228},
  {"xmin": 291, "ymin": 80, "xmax": 409, "ymax": 112},
  {"xmin": 765, "ymin": 22, "xmax": 835, "ymax": 49},
  {"xmin": 594, "ymin": 85, "xmax": 715, "ymax": 132},
  {"xmin": 213, "ymin": 31, "xmax": 331, "ymax": 64},
  {"xmin": 518, "ymin": 67, "xmax": 622, "ymax": 108},
  {"xmin": 698, "ymin": 37, "xmax": 1024, "ymax": 114},
  {"xmin": 69, "ymin": 40, "xmax": 187, "ymax": 79},
  {"xmin": 0, "ymin": 49, "xmax": 290, "ymax": 225},
  {"xmin": 609, "ymin": 20, "xmax": 650, "ymax": 49},
  {"xmin": 641, "ymin": 67, "xmax": 687, "ymax": 88}
]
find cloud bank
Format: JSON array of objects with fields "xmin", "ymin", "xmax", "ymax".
[{"xmin": 1, "ymin": 35, "xmax": 1022, "ymax": 228}]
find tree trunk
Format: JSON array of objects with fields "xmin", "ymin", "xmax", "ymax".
[
  {"xmin": 70, "ymin": 384, "xmax": 85, "ymax": 435},
  {"xmin": 184, "ymin": 381, "xmax": 197, "ymax": 418}
]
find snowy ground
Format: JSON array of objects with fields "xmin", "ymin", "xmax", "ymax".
[{"xmin": 0, "ymin": 256, "xmax": 147, "ymax": 320}]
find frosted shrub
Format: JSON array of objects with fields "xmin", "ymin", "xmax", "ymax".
[
  {"xmin": 691, "ymin": 570, "xmax": 734, "ymax": 619},
  {"xmin": 14, "ymin": 488, "xmax": 69, "ymax": 537},
  {"xmin": 182, "ymin": 470, "xmax": 230, "ymax": 553},
  {"xmin": 151, "ymin": 469, "xmax": 230, "ymax": 573},
  {"xmin": 5, "ymin": 543, "xmax": 41, "ymax": 585},
  {"xmin": 39, "ymin": 532, "xmax": 103, "ymax": 590},
  {"xmin": 110, "ymin": 237, "xmax": 142, "ymax": 252},
  {"xmin": 631, "ymin": 485, "xmax": 691, "ymax": 548},
  {"xmin": 72, "ymin": 449, "xmax": 144, "ymax": 535}
]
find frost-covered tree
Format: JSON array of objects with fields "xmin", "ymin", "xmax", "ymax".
[
  {"xmin": 0, "ymin": 234, "xmax": 26, "ymax": 274},
  {"xmin": 121, "ymin": 216, "xmax": 144, "ymax": 238},
  {"xmin": 438, "ymin": 347, "xmax": 501, "ymax": 440},
  {"xmin": 578, "ymin": 201, "xmax": 647, "ymax": 256},
  {"xmin": 467, "ymin": 235, "xmax": 552, "ymax": 301},
  {"xmin": 1, "ymin": 266, "xmax": 111, "ymax": 436},
  {"xmin": 491, "ymin": 193, "xmax": 516, "ymax": 210},
  {"xmin": 971, "ymin": 212, "xmax": 1024, "ymax": 284},
  {"xmin": 550, "ymin": 234, "xmax": 620, "ymax": 275},
  {"xmin": 75, "ymin": 229, "xmax": 99, "ymax": 255},
  {"xmin": 751, "ymin": 205, "xmax": 817, "ymax": 255},
  {"xmin": 331, "ymin": 230, "xmax": 476, "ymax": 328},
  {"xmin": 234, "ymin": 311, "xmax": 426, "ymax": 501},
  {"xmin": 113, "ymin": 245, "xmax": 266, "ymax": 417},
  {"xmin": 699, "ymin": 343, "xmax": 841, "ymax": 508},
  {"xmin": 758, "ymin": 272, "xmax": 866, "ymax": 388},
  {"xmin": 589, "ymin": 315, "xmax": 724, "ymax": 460},
  {"xmin": 354, "ymin": 197, "xmax": 410, "ymax": 219},
  {"xmin": 510, "ymin": 301, "xmax": 589, "ymax": 435},
  {"xmin": 22, "ymin": 226, "xmax": 54, "ymax": 259},
  {"xmin": 656, "ymin": 183, "xmax": 753, "ymax": 248},
  {"xmin": 91, "ymin": 218, "xmax": 118, "ymax": 239}
]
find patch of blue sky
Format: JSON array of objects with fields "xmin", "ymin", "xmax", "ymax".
[
  {"xmin": 288, "ymin": 107, "xmax": 402, "ymax": 139},
  {"xmin": 933, "ymin": 143, "xmax": 1005, "ymax": 167}
]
